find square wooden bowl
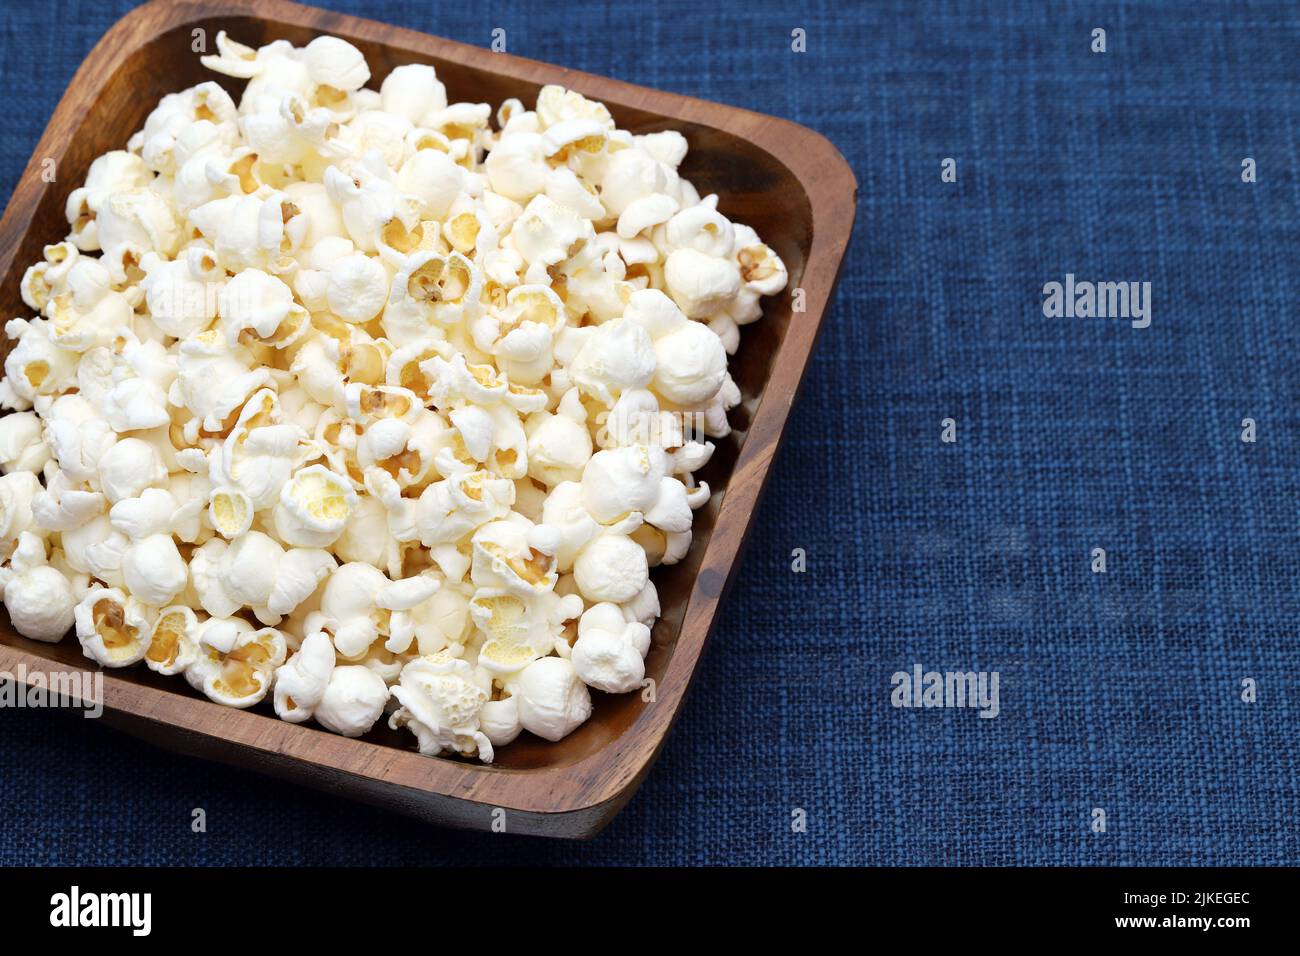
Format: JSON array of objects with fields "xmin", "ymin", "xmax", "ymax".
[{"xmin": 0, "ymin": 0, "xmax": 856, "ymax": 838}]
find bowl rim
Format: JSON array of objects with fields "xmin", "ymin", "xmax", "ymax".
[{"xmin": 0, "ymin": 0, "xmax": 857, "ymax": 826}]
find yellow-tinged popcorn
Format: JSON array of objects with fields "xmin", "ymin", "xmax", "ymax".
[
  {"xmin": 75, "ymin": 585, "xmax": 155, "ymax": 667},
  {"xmin": 0, "ymin": 29, "xmax": 787, "ymax": 763},
  {"xmin": 185, "ymin": 616, "xmax": 286, "ymax": 707}
]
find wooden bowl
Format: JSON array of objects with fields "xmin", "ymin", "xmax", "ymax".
[{"xmin": 0, "ymin": 0, "xmax": 856, "ymax": 838}]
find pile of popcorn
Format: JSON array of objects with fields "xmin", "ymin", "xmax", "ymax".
[{"xmin": 0, "ymin": 32, "xmax": 786, "ymax": 761}]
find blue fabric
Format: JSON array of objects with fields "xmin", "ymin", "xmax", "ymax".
[{"xmin": 3, "ymin": 0, "xmax": 1298, "ymax": 866}]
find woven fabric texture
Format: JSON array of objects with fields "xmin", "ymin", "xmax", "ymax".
[{"xmin": 2, "ymin": 0, "xmax": 1298, "ymax": 865}]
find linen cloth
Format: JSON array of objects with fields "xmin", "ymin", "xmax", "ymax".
[{"xmin": 1, "ymin": 0, "xmax": 1297, "ymax": 865}]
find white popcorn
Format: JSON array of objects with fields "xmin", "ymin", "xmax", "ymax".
[
  {"xmin": 324, "ymin": 158, "xmax": 418, "ymax": 254},
  {"xmin": 618, "ymin": 193, "xmax": 679, "ymax": 240},
  {"xmin": 2, "ymin": 319, "xmax": 78, "ymax": 410},
  {"xmin": 0, "ymin": 532, "xmax": 76, "ymax": 641},
  {"xmin": 171, "ymin": 330, "xmax": 272, "ymax": 433},
  {"xmin": 540, "ymin": 480, "xmax": 600, "ymax": 571},
  {"xmin": 600, "ymin": 147, "xmax": 671, "ymax": 217},
  {"xmin": 95, "ymin": 188, "xmax": 182, "ymax": 261},
  {"xmin": 621, "ymin": 579, "xmax": 661, "ymax": 627},
  {"xmin": 525, "ymin": 389, "xmax": 592, "ymax": 486},
  {"xmin": 102, "ymin": 376, "xmax": 171, "ymax": 433},
  {"xmin": 571, "ymin": 602, "xmax": 651, "ymax": 693},
  {"xmin": 623, "ymin": 289, "xmax": 727, "ymax": 406},
  {"xmin": 478, "ymin": 694, "xmax": 522, "ymax": 748},
  {"xmin": 140, "ymin": 254, "xmax": 219, "ymax": 338},
  {"xmin": 397, "ymin": 147, "xmax": 466, "ymax": 222},
  {"xmin": 64, "ymin": 151, "xmax": 152, "ymax": 249},
  {"xmin": 319, "ymin": 561, "xmax": 434, "ymax": 658},
  {"xmin": 733, "ymin": 223, "xmax": 788, "ymax": 297},
  {"xmin": 213, "ymin": 530, "xmax": 336, "ymax": 624},
  {"xmin": 0, "ymin": 471, "xmax": 42, "ymax": 557},
  {"xmin": 0, "ymin": 413, "xmax": 50, "ymax": 474},
  {"xmin": 581, "ymin": 444, "xmax": 666, "ymax": 524},
  {"xmin": 0, "ymin": 31, "xmax": 789, "ymax": 762},
  {"xmin": 663, "ymin": 247, "xmax": 741, "ymax": 319},
  {"xmin": 108, "ymin": 489, "xmax": 178, "ymax": 541},
  {"xmin": 570, "ymin": 318, "xmax": 656, "ymax": 406},
  {"xmin": 121, "ymin": 533, "xmax": 188, "ymax": 606},
  {"xmin": 314, "ymin": 664, "xmax": 389, "ymax": 737},
  {"xmin": 190, "ymin": 191, "xmax": 306, "ymax": 274},
  {"xmin": 208, "ymin": 485, "xmax": 253, "ymax": 538},
  {"xmin": 470, "ymin": 517, "xmax": 558, "ymax": 596},
  {"xmin": 573, "ymin": 530, "xmax": 649, "ymax": 604},
  {"xmin": 97, "ymin": 437, "xmax": 167, "ymax": 504},
  {"xmin": 31, "ymin": 470, "xmax": 105, "ymax": 533},
  {"xmin": 407, "ymin": 585, "xmax": 472, "ymax": 656},
  {"xmin": 388, "ymin": 654, "xmax": 493, "ymax": 761},
  {"xmin": 303, "ymin": 36, "xmax": 370, "ymax": 93},
  {"xmin": 326, "ymin": 252, "xmax": 390, "ymax": 324},
  {"xmin": 510, "ymin": 195, "xmax": 590, "ymax": 270},
  {"xmin": 514, "ymin": 656, "xmax": 592, "ymax": 742},
  {"xmin": 273, "ymin": 464, "xmax": 357, "ymax": 547},
  {"xmin": 383, "ymin": 250, "xmax": 481, "ymax": 342},
  {"xmin": 219, "ymin": 268, "xmax": 309, "ymax": 348},
  {"xmin": 484, "ymin": 131, "xmax": 549, "ymax": 202},
  {"xmin": 471, "ymin": 587, "xmax": 581, "ymax": 674},
  {"xmin": 664, "ymin": 203, "xmax": 735, "ymax": 258},
  {"xmin": 273, "ymin": 629, "xmax": 335, "ymax": 723},
  {"xmin": 380, "ymin": 64, "xmax": 448, "ymax": 125}
]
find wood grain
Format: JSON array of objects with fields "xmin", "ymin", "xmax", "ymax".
[{"xmin": 0, "ymin": 0, "xmax": 857, "ymax": 838}]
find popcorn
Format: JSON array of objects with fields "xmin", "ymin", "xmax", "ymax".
[
  {"xmin": 186, "ymin": 616, "xmax": 286, "ymax": 707},
  {"xmin": 0, "ymin": 467, "xmax": 40, "ymax": 536},
  {"xmin": 219, "ymin": 269, "xmax": 309, "ymax": 348},
  {"xmin": 140, "ymin": 254, "xmax": 220, "ymax": 338},
  {"xmin": 326, "ymin": 252, "xmax": 390, "ymax": 324},
  {"xmin": 210, "ymin": 530, "xmax": 336, "ymax": 624},
  {"xmin": 121, "ymin": 533, "xmax": 189, "ymax": 607},
  {"xmin": 525, "ymin": 389, "xmax": 592, "ymax": 486},
  {"xmin": 303, "ymin": 36, "xmax": 370, "ymax": 93},
  {"xmin": 208, "ymin": 485, "xmax": 254, "ymax": 538},
  {"xmin": 573, "ymin": 530, "xmax": 649, "ymax": 603},
  {"xmin": 314, "ymin": 665, "xmax": 389, "ymax": 737},
  {"xmin": 0, "ymin": 31, "xmax": 787, "ymax": 760},
  {"xmin": 65, "ymin": 151, "xmax": 152, "ymax": 250},
  {"xmin": 273, "ymin": 464, "xmax": 357, "ymax": 547},
  {"xmin": 380, "ymin": 64, "xmax": 448, "ymax": 125},
  {"xmin": 388, "ymin": 654, "xmax": 493, "ymax": 760},
  {"xmin": 663, "ymin": 247, "xmax": 741, "ymax": 319},
  {"xmin": 97, "ymin": 437, "xmax": 167, "ymax": 504},
  {"xmin": 580, "ymin": 444, "xmax": 666, "ymax": 524},
  {"xmin": 569, "ymin": 318, "xmax": 657, "ymax": 406},
  {"xmin": 0, "ymin": 532, "xmax": 77, "ymax": 641},
  {"xmin": 75, "ymin": 585, "xmax": 154, "ymax": 666},
  {"xmin": 571, "ymin": 602, "xmax": 651, "ymax": 693},
  {"xmin": 318, "ymin": 561, "xmax": 435, "ymax": 658},
  {"xmin": 513, "ymin": 656, "xmax": 591, "ymax": 742},
  {"xmin": 273, "ymin": 629, "xmax": 335, "ymax": 723},
  {"xmin": 2, "ymin": 319, "xmax": 78, "ymax": 410},
  {"xmin": 145, "ymin": 605, "xmax": 201, "ymax": 675},
  {"xmin": 471, "ymin": 587, "xmax": 582, "ymax": 674},
  {"xmin": 171, "ymin": 330, "xmax": 272, "ymax": 433}
]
